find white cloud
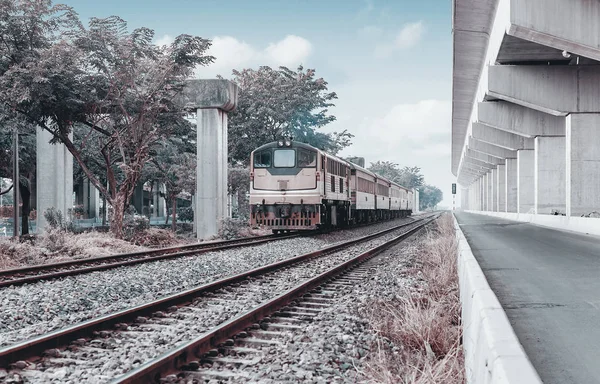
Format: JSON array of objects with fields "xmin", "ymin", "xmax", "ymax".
[
  {"xmin": 265, "ymin": 35, "xmax": 312, "ymax": 66},
  {"xmin": 376, "ymin": 99, "xmax": 449, "ymax": 142},
  {"xmin": 395, "ymin": 21, "xmax": 424, "ymax": 49},
  {"xmin": 155, "ymin": 34, "xmax": 174, "ymax": 47},
  {"xmin": 195, "ymin": 35, "xmax": 312, "ymax": 78},
  {"xmin": 372, "ymin": 21, "xmax": 425, "ymax": 58},
  {"xmin": 207, "ymin": 36, "xmax": 258, "ymax": 69}
]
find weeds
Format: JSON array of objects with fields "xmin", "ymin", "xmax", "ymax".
[{"xmin": 363, "ymin": 213, "xmax": 464, "ymax": 384}]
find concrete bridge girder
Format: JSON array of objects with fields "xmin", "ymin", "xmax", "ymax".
[
  {"xmin": 478, "ymin": 101, "xmax": 565, "ymax": 138},
  {"xmin": 468, "ymin": 137, "xmax": 518, "ymax": 160},
  {"xmin": 465, "ymin": 149, "xmax": 505, "ymax": 166},
  {"xmin": 487, "ymin": 65, "xmax": 600, "ymax": 116},
  {"xmin": 472, "ymin": 122, "xmax": 534, "ymax": 151}
]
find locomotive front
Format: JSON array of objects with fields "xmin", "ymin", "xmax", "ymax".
[{"xmin": 249, "ymin": 140, "xmax": 322, "ymax": 232}]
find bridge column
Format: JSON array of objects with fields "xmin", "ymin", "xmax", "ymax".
[
  {"xmin": 491, "ymin": 168, "xmax": 498, "ymax": 212},
  {"xmin": 497, "ymin": 164, "xmax": 506, "ymax": 212},
  {"xmin": 506, "ymin": 159, "xmax": 518, "ymax": 213},
  {"xmin": 566, "ymin": 114, "xmax": 600, "ymax": 217},
  {"xmin": 82, "ymin": 178, "xmax": 100, "ymax": 219},
  {"xmin": 518, "ymin": 150, "xmax": 535, "ymax": 214},
  {"xmin": 535, "ymin": 136, "xmax": 566, "ymax": 215},
  {"xmin": 36, "ymin": 129, "xmax": 73, "ymax": 233},
  {"xmin": 179, "ymin": 80, "xmax": 239, "ymax": 239}
]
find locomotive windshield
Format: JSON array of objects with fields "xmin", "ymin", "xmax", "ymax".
[
  {"xmin": 298, "ymin": 149, "xmax": 317, "ymax": 167},
  {"xmin": 254, "ymin": 150, "xmax": 272, "ymax": 168},
  {"xmin": 273, "ymin": 149, "xmax": 295, "ymax": 167}
]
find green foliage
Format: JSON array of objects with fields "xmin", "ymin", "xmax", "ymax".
[
  {"xmin": 419, "ymin": 184, "xmax": 443, "ymax": 210},
  {"xmin": 228, "ymin": 65, "xmax": 352, "ymax": 165},
  {"xmin": 218, "ymin": 217, "xmax": 250, "ymax": 240},
  {"xmin": 178, "ymin": 206, "xmax": 194, "ymax": 222},
  {"xmin": 368, "ymin": 161, "xmax": 425, "ymax": 189},
  {"xmin": 43, "ymin": 207, "xmax": 74, "ymax": 232}
]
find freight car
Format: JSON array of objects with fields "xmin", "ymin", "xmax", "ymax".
[{"xmin": 249, "ymin": 140, "xmax": 414, "ymax": 232}]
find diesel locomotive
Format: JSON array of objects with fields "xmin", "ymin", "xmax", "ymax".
[{"xmin": 249, "ymin": 140, "xmax": 415, "ymax": 232}]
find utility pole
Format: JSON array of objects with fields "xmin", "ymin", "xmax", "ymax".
[{"xmin": 12, "ymin": 130, "xmax": 19, "ymax": 238}]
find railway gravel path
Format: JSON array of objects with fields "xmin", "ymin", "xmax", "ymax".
[
  {"xmin": 3, "ymin": 220, "xmax": 426, "ymax": 383},
  {"xmin": 0, "ymin": 218, "xmax": 415, "ymax": 349}
]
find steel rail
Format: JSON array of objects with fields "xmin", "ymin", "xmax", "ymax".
[
  {"xmin": 111, "ymin": 214, "xmax": 439, "ymax": 383},
  {"xmin": 0, "ymin": 216, "xmax": 430, "ymax": 367},
  {"xmin": 0, "ymin": 232, "xmax": 301, "ymax": 288}
]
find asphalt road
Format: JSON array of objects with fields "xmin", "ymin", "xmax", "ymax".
[{"xmin": 455, "ymin": 212, "xmax": 600, "ymax": 384}]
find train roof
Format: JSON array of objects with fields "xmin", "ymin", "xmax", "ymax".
[{"xmin": 252, "ymin": 141, "xmax": 319, "ymax": 153}]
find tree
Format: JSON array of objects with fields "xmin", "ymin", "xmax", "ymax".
[
  {"xmin": 419, "ymin": 184, "xmax": 443, "ymax": 210},
  {"xmin": 367, "ymin": 162, "xmax": 424, "ymax": 189},
  {"xmin": 227, "ymin": 65, "xmax": 352, "ymax": 165},
  {"xmin": 147, "ymin": 139, "xmax": 196, "ymax": 231},
  {"xmin": 0, "ymin": 1, "xmax": 214, "ymax": 237}
]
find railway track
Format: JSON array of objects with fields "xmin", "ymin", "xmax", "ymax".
[
  {"xmin": 0, "ymin": 214, "xmax": 437, "ymax": 383},
  {"xmin": 0, "ymin": 232, "xmax": 301, "ymax": 288}
]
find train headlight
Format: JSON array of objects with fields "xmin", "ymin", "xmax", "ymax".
[
  {"xmin": 285, "ymin": 140, "xmax": 291, "ymax": 147},
  {"xmin": 278, "ymin": 140, "xmax": 284, "ymax": 147}
]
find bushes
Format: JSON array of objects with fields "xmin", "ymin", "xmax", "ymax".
[{"xmin": 218, "ymin": 217, "xmax": 254, "ymax": 240}]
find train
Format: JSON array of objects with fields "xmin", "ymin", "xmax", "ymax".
[{"xmin": 249, "ymin": 139, "xmax": 415, "ymax": 232}]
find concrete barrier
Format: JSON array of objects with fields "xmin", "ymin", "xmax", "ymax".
[
  {"xmin": 465, "ymin": 210, "xmax": 600, "ymax": 237},
  {"xmin": 453, "ymin": 214, "xmax": 543, "ymax": 384}
]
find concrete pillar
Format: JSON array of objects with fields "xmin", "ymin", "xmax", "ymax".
[
  {"xmin": 535, "ymin": 136, "xmax": 566, "ymax": 215},
  {"xmin": 497, "ymin": 164, "xmax": 506, "ymax": 212},
  {"xmin": 487, "ymin": 171, "xmax": 493, "ymax": 211},
  {"xmin": 36, "ymin": 129, "xmax": 73, "ymax": 233},
  {"xmin": 479, "ymin": 177, "xmax": 484, "ymax": 211},
  {"xmin": 491, "ymin": 169, "xmax": 498, "ymax": 212},
  {"xmin": 482, "ymin": 175, "xmax": 488, "ymax": 211},
  {"xmin": 83, "ymin": 178, "xmax": 99, "ymax": 219},
  {"xmin": 506, "ymin": 159, "xmax": 518, "ymax": 213},
  {"xmin": 566, "ymin": 114, "xmax": 600, "ymax": 217},
  {"xmin": 179, "ymin": 80, "xmax": 238, "ymax": 239},
  {"xmin": 152, "ymin": 181, "xmax": 166, "ymax": 218},
  {"xmin": 133, "ymin": 183, "xmax": 143, "ymax": 214},
  {"xmin": 517, "ymin": 150, "xmax": 535, "ymax": 214}
]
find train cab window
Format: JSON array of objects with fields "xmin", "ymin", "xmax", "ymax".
[
  {"xmin": 254, "ymin": 150, "xmax": 271, "ymax": 168},
  {"xmin": 273, "ymin": 149, "xmax": 295, "ymax": 167},
  {"xmin": 298, "ymin": 149, "xmax": 317, "ymax": 167}
]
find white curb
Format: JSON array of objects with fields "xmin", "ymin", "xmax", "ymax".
[{"xmin": 453, "ymin": 213, "xmax": 543, "ymax": 384}]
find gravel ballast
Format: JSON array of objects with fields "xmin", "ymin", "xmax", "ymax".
[
  {"xmin": 10, "ymin": 222, "xmax": 423, "ymax": 383},
  {"xmin": 0, "ymin": 218, "xmax": 417, "ymax": 349}
]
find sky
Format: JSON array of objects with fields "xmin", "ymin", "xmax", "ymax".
[{"xmin": 61, "ymin": 0, "xmax": 456, "ymax": 208}]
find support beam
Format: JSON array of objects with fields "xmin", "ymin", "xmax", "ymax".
[
  {"xmin": 517, "ymin": 149, "xmax": 535, "ymax": 214},
  {"xmin": 506, "ymin": 158, "xmax": 518, "ymax": 213},
  {"xmin": 566, "ymin": 113, "xmax": 600, "ymax": 217},
  {"xmin": 535, "ymin": 136, "xmax": 566, "ymax": 215},
  {"xmin": 468, "ymin": 137, "xmax": 518, "ymax": 159},
  {"xmin": 487, "ymin": 65, "xmax": 600, "ymax": 115},
  {"xmin": 472, "ymin": 122, "xmax": 535, "ymax": 150},
  {"xmin": 478, "ymin": 100, "xmax": 565, "ymax": 138},
  {"xmin": 497, "ymin": 164, "xmax": 506, "ymax": 212},
  {"xmin": 463, "ymin": 156, "xmax": 496, "ymax": 170},
  {"xmin": 466, "ymin": 149, "xmax": 505, "ymax": 165}
]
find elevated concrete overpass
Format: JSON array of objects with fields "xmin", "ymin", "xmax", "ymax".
[
  {"xmin": 453, "ymin": 0, "xmax": 600, "ymax": 221},
  {"xmin": 452, "ymin": 1, "xmax": 600, "ymax": 383}
]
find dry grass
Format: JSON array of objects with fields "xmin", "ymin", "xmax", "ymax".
[
  {"xmin": 362, "ymin": 213, "xmax": 464, "ymax": 384},
  {"xmin": 0, "ymin": 229, "xmax": 149, "ymax": 269}
]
